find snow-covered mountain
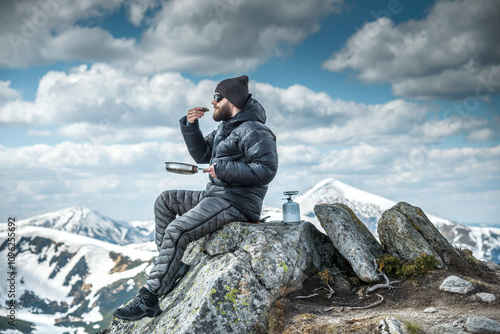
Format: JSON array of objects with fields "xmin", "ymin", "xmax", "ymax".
[
  {"xmin": 0, "ymin": 178, "xmax": 498, "ymax": 333},
  {"xmin": 289, "ymin": 178, "xmax": 500, "ymax": 264},
  {"xmin": 8, "ymin": 206, "xmax": 150, "ymax": 245},
  {"xmin": 296, "ymin": 178, "xmax": 397, "ymax": 233},
  {"xmin": 129, "ymin": 219, "xmax": 156, "ymax": 240},
  {"xmin": 437, "ymin": 220, "xmax": 500, "ymax": 264},
  {"xmin": 0, "ymin": 225, "xmax": 156, "ymax": 333}
]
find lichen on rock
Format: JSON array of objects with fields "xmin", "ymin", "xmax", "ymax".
[
  {"xmin": 378, "ymin": 202, "xmax": 474, "ymax": 274},
  {"xmin": 105, "ymin": 221, "xmax": 338, "ymax": 334}
]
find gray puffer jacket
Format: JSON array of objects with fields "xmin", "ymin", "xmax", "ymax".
[{"xmin": 179, "ymin": 96, "xmax": 278, "ymax": 222}]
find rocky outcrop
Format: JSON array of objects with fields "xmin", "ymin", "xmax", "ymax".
[
  {"xmin": 378, "ymin": 202, "xmax": 472, "ymax": 271},
  {"xmin": 102, "ymin": 201, "xmax": 499, "ymax": 334},
  {"xmin": 106, "ymin": 221, "xmax": 340, "ymax": 334},
  {"xmin": 314, "ymin": 203, "xmax": 383, "ymax": 282},
  {"xmin": 465, "ymin": 316, "xmax": 500, "ymax": 333},
  {"xmin": 439, "ymin": 275, "xmax": 475, "ymax": 295}
]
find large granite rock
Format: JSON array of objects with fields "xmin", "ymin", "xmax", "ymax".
[
  {"xmin": 465, "ymin": 316, "xmax": 500, "ymax": 334},
  {"xmin": 314, "ymin": 203, "xmax": 383, "ymax": 282},
  {"xmin": 105, "ymin": 221, "xmax": 337, "ymax": 334},
  {"xmin": 439, "ymin": 275, "xmax": 475, "ymax": 295},
  {"xmin": 378, "ymin": 202, "xmax": 470, "ymax": 270}
]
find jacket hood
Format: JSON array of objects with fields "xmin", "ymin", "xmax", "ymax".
[{"xmin": 225, "ymin": 95, "xmax": 266, "ymax": 128}]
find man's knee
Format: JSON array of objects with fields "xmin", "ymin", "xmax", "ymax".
[
  {"xmin": 155, "ymin": 190, "xmax": 176, "ymax": 211},
  {"xmin": 154, "ymin": 192, "xmax": 165, "ymax": 209}
]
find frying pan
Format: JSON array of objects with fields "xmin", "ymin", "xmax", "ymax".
[{"xmin": 165, "ymin": 162, "xmax": 207, "ymax": 175}]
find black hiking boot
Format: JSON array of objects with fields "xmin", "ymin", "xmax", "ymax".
[
  {"xmin": 113, "ymin": 287, "xmax": 162, "ymax": 321},
  {"xmin": 164, "ymin": 261, "xmax": 190, "ymax": 295}
]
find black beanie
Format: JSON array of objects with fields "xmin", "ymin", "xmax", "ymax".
[{"xmin": 215, "ymin": 75, "xmax": 249, "ymax": 110}]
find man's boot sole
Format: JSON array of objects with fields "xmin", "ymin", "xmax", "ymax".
[{"xmin": 113, "ymin": 305, "xmax": 162, "ymax": 321}]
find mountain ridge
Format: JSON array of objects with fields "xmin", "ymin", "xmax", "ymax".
[
  {"xmin": 296, "ymin": 178, "xmax": 500, "ymax": 264},
  {"xmin": 0, "ymin": 225, "xmax": 156, "ymax": 333},
  {"xmin": 3, "ymin": 206, "xmax": 149, "ymax": 246},
  {"xmin": 1, "ymin": 178, "xmax": 499, "ymax": 333},
  {"xmin": 3, "ymin": 179, "xmax": 499, "ymax": 264}
]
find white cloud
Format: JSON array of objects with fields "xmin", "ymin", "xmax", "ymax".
[
  {"xmin": 134, "ymin": 0, "xmax": 343, "ymax": 74},
  {"xmin": 1, "ymin": 66, "xmax": 446, "ymax": 149},
  {"xmin": 429, "ymin": 146, "xmax": 500, "ymax": 172},
  {"xmin": 0, "ymin": 0, "xmax": 342, "ymax": 74},
  {"xmin": 278, "ymin": 145, "xmax": 322, "ymax": 165},
  {"xmin": 385, "ymin": 145, "xmax": 500, "ymax": 190},
  {"xmin": 4, "ymin": 138, "xmax": 498, "ymax": 223},
  {"xmin": 0, "ymin": 81, "xmax": 38, "ymax": 125},
  {"xmin": 392, "ymin": 64, "xmax": 500, "ymax": 101},
  {"xmin": 0, "ymin": 0, "xmax": 125, "ymax": 67},
  {"xmin": 420, "ymin": 116, "xmax": 492, "ymax": 143},
  {"xmin": 27, "ymin": 129, "xmax": 53, "ymax": 137},
  {"xmin": 127, "ymin": 0, "xmax": 158, "ymax": 26},
  {"xmin": 322, "ymin": 0, "xmax": 500, "ymax": 100},
  {"xmin": 466, "ymin": 128, "xmax": 497, "ymax": 143},
  {"xmin": 262, "ymin": 95, "xmax": 429, "ymax": 147},
  {"xmin": 1, "ymin": 66, "xmax": 497, "ymax": 149},
  {"xmin": 0, "ymin": 99, "xmax": 41, "ymax": 125},
  {"xmin": 0, "ymin": 140, "xmax": 212, "ymax": 221},
  {"xmin": 1, "ymin": 69, "xmax": 499, "ymax": 223},
  {"xmin": 0, "ymin": 81, "xmax": 22, "ymax": 104},
  {"xmin": 0, "ymin": 141, "xmax": 189, "ymax": 177},
  {"xmin": 44, "ymin": 27, "xmax": 138, "ymax": 64},
  {"xmin": 313, "ymin": 143, "xmax": 397, "ymax": 173},
  {"xmin": 0, "ymin": 64, "xmax": 210, "ymax": 127},
  {"xmin": 56, "ymin": 123, "xmax": 179, "ymax": 144},
  {"xmin": 2, "ymin": 0, "xmax": 499, "ymax": 224}
]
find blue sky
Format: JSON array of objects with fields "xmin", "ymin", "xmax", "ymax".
[{"xmin": 1, "ymin": 0, "xmax": 499, "ymax": 225}]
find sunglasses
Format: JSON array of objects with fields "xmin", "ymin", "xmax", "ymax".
[{"xmin": 214, "ymin": 93, "xmax": 224, "ymax": 103}]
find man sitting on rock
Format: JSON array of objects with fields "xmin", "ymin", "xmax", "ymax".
[{"xmin": 114, "ymin": 75, "xmax": 279, "ymax": 321}]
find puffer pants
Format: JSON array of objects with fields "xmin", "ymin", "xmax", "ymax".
[{"xmin": 146, "ymin": 190, "xmax": 247, "ymax": 296}]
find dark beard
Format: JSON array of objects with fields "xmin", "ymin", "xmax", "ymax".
[{"xmin": 213, "ymin": 103, "xmax": 232, "ymax": 122}]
